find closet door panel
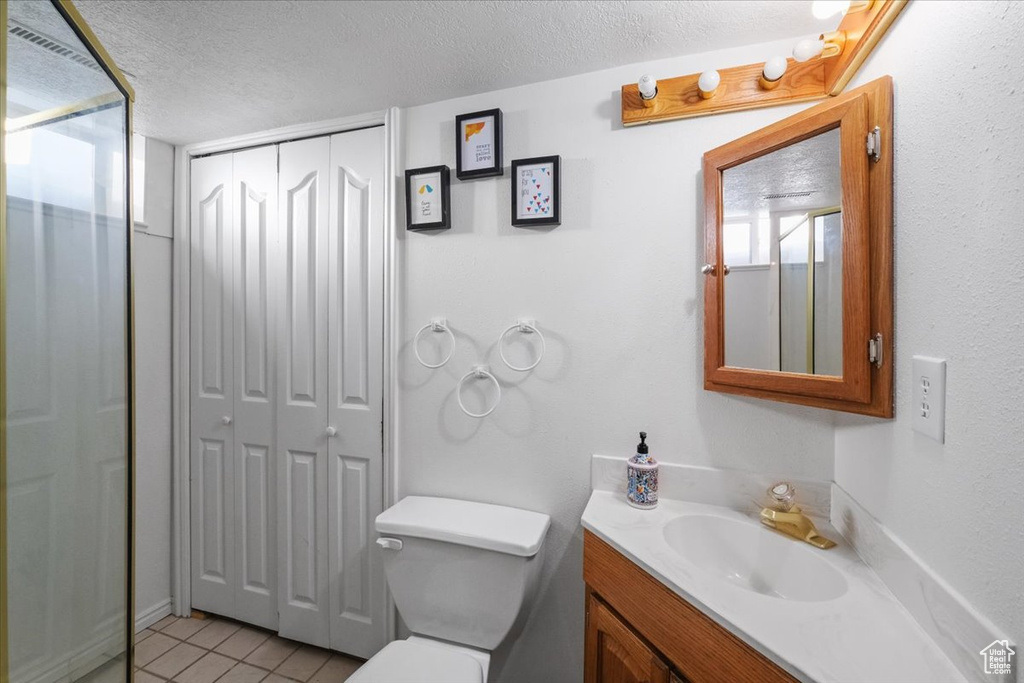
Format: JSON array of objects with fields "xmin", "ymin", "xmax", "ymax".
[
  {"xmin": 232, "ymin": 146, "xmax": 280, "ymax": 630},
  {"xmin": 190, "ymin": 154, "xmax": 236, "ymax": 617},
  {"xmin": 327, "ymin": 126, "xmax": 386, "ymax": 657},
  {"xmin": 276, "ymin": 137, "xmax": 332, "ymax": 647}
]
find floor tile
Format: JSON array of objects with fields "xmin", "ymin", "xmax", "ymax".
[
  {"xmin": 162, "ymin": 617, "xmax": 212, "ymax": 641},
  {"xmin": 244, "ymin": 636, "xmax": 299, "ymax": 671},
  {"xmin": 186, "ymin": 619, "xmax": 241, "ymax": 650},
  {"xmin": 144, "ymin": 642, "xmax": 206, "ymax": 679},
  {"xmin": 274, "ymin": 646, "xmax": 330, "ymax": 681},
  {"xmin": 172, "ymin": 651, "xmax": 235, "ymax": 683},
  {"xmin": 214, "ymin": 627, "xmax": 271, "ymax": 660},
  {"xmin": 135, "ymin": 672, "xmax": 165, "ymax": 683},
  {"xmin": 135, "ymin": 629, "xmax": 157, "ymax": 645},
  {"xmin": 151, "ymin": 615, "xmax": 180, "ymax": 632},
  {"xmin": 309, "ymin": 654, "xmax": 362, "ymax": 683},
  {"xmin": 261, "ymin": 675, "xmax": 292, "ymax": 683},
  {"xmin": 215, "ymin": 663, "xmax": 269, "ymax": 683},
  {"xmin": 135, "ymin": 632, "xmax": 180, "ymax": 667}
]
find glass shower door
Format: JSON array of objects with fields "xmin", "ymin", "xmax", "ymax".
[{"xmin": 2, "ymin": 1, "xmax": 134, "ymax": 681}]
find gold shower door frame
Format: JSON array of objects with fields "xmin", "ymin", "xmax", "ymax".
[{"xmin": 0, "ymin": 1, "xmax": 136, "ymax": 680}]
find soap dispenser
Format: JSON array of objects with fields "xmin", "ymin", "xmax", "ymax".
[{"xmin": 627, "ymin": 432, "xmax": 658, "ymax": 509}]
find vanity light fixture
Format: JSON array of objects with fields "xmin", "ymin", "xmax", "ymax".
[
  {"xmin": 759, "ymin": 56, "xmax": 788, "ymax": 90},
  {"xmin": 792, "ymin": 31, "xmax": 847, "ymax": 62},
  {"xmin": 697, "ymin": 70, "xmax": 720, "ymax": 99},
  {"xmin": 637, "ymin": 74, "xmax": 658, "ymax": 106},
  {"xmin": 618, "ymin": 0, "xmax": 905, "ymax": 125}
]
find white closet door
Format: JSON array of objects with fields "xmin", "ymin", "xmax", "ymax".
[
  {"xmin": 327, "ymin": 127, "xmax": 387, "ymax": 658},
  {"xmin": 231, "ymin": 146, "xmax": 280, "ymax": 630},
  {"xmin": 190, "ymin": 153, "xmax": 236, "ymax": 617},
  {"xmin": 276, "ymin": 137, "xmax": 332, "ymax": 647}
]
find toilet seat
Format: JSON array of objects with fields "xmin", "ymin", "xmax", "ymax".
[{"xmin": 347, "ymin": 639, "xmax": 484, "ymax": 683}]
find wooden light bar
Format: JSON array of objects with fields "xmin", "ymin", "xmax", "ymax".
[{"xmin": 621, "ymin": 0, "xmax": 907, "ymax": 126}]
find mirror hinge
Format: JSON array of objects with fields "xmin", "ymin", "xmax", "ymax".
[
  {"xmin": 868, "ymin": 333, "xmax": 884, "ymax": 368},
  {"xmin": 866, "ymin": 126, "xmax": 882, "ymax": 162}
]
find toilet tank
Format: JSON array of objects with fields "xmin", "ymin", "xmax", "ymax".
[{"xmin": 375, "ymin": 496, "xmax": 550, "ymax": 651}]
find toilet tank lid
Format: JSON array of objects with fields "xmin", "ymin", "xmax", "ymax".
[{"xmin": 376, "ymin": 496, "xmax": 551, "ymax": 557}]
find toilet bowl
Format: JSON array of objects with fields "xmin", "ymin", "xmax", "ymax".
[{"xmin": 347, "ymin": 496, "xmax": 550, "ymax": 683}]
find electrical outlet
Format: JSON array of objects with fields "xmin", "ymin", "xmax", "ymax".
[{"xmin": 912, "ymin": 356, "xmax": 946, "ymax": 443}]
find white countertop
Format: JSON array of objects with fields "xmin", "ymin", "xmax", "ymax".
[{"xmin": 582, "ymin": 490, "xmax": 966, "ymax": 683}]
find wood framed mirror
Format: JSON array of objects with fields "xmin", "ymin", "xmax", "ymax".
[{"xmin": 702, "ymin": 76, "xmax": 893, "ymax": 417}]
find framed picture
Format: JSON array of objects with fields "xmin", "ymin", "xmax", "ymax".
[
  {"xmin": 405, "ymin": 165, "xmax": 451, "ymax": 231},
  {"xmin": 455, "ymin": 108, "xmax": 503, "ymax": 180},
  {"xmin": 511, "ymin": 155, "xmax": 560, "ymax": 227}
]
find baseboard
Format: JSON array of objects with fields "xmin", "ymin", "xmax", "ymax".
[{"xmin": 135, "ymin": 598, "xmax": 173, "ymax": 633}]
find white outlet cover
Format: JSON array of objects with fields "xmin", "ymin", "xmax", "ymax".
[{"xmin": 912, "ymin": 356, "xmax": 946, "ymax": 443}]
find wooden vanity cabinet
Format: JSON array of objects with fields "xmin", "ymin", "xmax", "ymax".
[
  {"xmin": 583, "ymin": 530, "xmax": 797, "ymax": 683},
  {"xmin": 585, "ymin": 591, "xmax": 672, "ymax": 683}
]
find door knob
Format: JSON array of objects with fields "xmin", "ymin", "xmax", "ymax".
[
  {"xmin": 221, "ymin": 416, "xmax": 232, "ymax": 425},
  {"xmin": 326, "ymin": 426, "xmax": 338, "ymax": 437},
  {"xmin": 701, "ymin": 263, "xmax": 715, "ymax": 275}
]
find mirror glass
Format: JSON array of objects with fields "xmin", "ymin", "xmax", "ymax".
[{"xmin": 722, "ymin": 127, "xmax": 843, "ymax": 375}]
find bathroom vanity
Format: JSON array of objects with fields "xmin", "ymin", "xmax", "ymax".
[
  {"xmin": 581, "ymin": 486, "xmax": 966, "ymax": 683},
  {"xmin": 584, "ymin": 530, "xmax": 794, "ymax": 683}
]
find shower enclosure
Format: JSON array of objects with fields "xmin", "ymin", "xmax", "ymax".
[{"xmin": 2, "ymin": 1, "xmax": 134, "ymax": 681}]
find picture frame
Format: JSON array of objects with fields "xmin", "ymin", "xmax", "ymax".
[
  {"xmin": 511, "ymin": 155, "xmax": 561, "ymax": 227},
  {"xmin": 405, "ymin": 165, "xmax": 451, "ymax": 231},
  {"xmin": 455, "ymin": 108, "xmax": 503, "ymax": 180}
]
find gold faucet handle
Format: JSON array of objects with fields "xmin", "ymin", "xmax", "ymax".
[{"xmin": 767, "ymin": 482, "xmax": 797, "ymax": 511}]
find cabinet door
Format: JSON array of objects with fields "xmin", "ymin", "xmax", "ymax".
[{"xmin": 586, "ymin": 593, "xmax": 671, "ymax": 683}]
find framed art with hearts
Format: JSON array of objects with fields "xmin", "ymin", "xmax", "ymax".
[{"xmin": 511, "ymin": 155, "xmax": 561, "ymax": 227}]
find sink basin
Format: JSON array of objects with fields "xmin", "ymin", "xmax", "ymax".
[{"xmin": 662, "ymin": 514, "xmax": 848, "ymax": 602}]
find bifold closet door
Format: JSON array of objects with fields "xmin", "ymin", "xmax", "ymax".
[
  {"xmin": 190, "ymin": 153, "xmax": 236, "ymax": 618},
  {"xmin": 191, "ymin": 130, "xmax": 386, "ymax": 656},
  {"xmin": 231, "ymin": 146, "xmax": 280, "ymax": 630},
  {"xmin": 327, "ymin": 127, "xmax": 387, "ymax": 657},
  {"xmin": 276, "ymin": 137, "xmax": 332, "ymax": 647},
  {"xmin": 190, "ymin": 147, "xmax": 280, "ymax": 630}
]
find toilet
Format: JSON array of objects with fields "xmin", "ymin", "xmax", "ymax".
[{"xmin": 348, "ymin": 496, "xmax": 551, "ymax": 683}]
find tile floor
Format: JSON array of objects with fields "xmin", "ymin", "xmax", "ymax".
[{"xmin": 134, "ymin": 615, "xmax": 364, "ymax": 683}]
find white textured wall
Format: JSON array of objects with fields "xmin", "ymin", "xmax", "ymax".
[
  {"xmin": 836, "ymin": 0, "xmax": 1024, "ymax": 647},
  {"xmin": 134, "ymin": 137, "xmax": 175, "ymax": 626},
  {"xmin": 398, "ymin": 40, "xmax": 838, "ymax": 683}
]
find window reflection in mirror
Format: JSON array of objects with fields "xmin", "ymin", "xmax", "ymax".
[{"xmin": 722, "ymin": 127, "xmax": 843, "ymax": 376}]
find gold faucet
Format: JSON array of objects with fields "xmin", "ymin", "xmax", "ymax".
[{"xmin": 759, "ymin": 483, "xmax": 836, "ymax": 550}]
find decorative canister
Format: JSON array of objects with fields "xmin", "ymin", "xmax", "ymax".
[{"xmin": 627, "ymin": 431, "xmax": 658, "ymax": 509}]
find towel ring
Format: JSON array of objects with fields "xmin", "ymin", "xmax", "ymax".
[
  {"xmin": 414, "ymin": 318, "xmax": 455, "ymax": 368},
  {"xmin": 457, "ymin": 365, "xmax": 501, "ymax": 418},
  {"xmin": 499, "ymin": 320, "xmax": 546, "ymax": 372}
]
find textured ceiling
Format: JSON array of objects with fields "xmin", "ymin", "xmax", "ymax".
[
  {"xmin": 723, "ymin": 127, "xmax": 842, "ymax": 216},
  {"xmin": 72, "ymin": 0, "xmax": 835, "ymax": 145}
]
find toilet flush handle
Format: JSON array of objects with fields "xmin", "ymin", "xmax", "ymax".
[{"xmin": 376, "ymin": 537, "xmax": 403, "ymax": 551}]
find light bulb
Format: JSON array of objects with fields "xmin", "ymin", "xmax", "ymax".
[
  {"xmin": 793, "ymin": 37, "xmax": 825, "ymax": 62},
  {"xmin": 638, "ymin": 74, "xmax": 657, "ymax": 100},
  {"xmin": 698, "ymin": 70, "xmax": 720, "ymax": 98},
  {"xmin": 812, "ymin": 0, "xmax": 851, "ymax": 19},
  {"xmin": 762, "ymin": 56, "xmax": 788, "ymax": 82}
]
